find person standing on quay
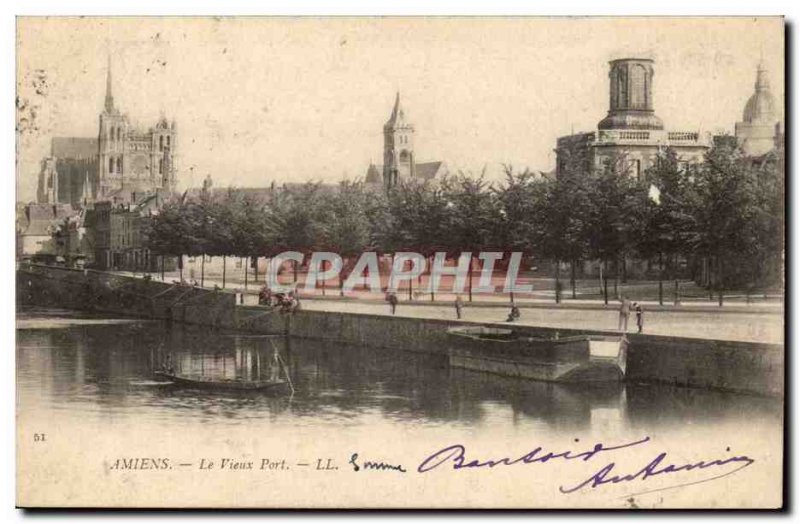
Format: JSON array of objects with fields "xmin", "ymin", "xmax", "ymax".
[
  {"xmin": 634, "ymin": 302, "xmax": 644, "ymax": 333},
  {"xmin": 618, "ymin": 297, "xmax": 631, "ymax": 332},
  {"xmin": 454, "ymin": 295, "xmax": 464, "ymax": 319}
]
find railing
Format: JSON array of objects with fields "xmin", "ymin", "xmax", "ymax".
[
  {"xmin": 595, "ymin": 129, "xmax": 707, "ymax": 145},
  {"xmin": 667, "ymin": 131, "xmax": 700, "ymax": 142},
  {"xmin": 597, "ymin": 130, "xmax": 651, "ymax": 142}
]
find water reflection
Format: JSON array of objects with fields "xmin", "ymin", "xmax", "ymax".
[{"xmin": 16, "ymin": 307, "xmax": 782, "ymax": 433}]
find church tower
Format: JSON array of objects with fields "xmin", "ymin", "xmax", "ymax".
[
  {"xmin": 382, "ymin": 92, "xmax": 415, "ymax": 190},
  {"xmin": 97, "ymin": 55, "xmax": 127, "ymax": 199},
  {"xmin": 598, "ymin": 58, "xmax": 664, "ymax": 130},
  {"xmin": 152, "ymin": 117, "xmax": 177, "ymax": 195},
  {"xmin": 735, "ymin": 62, "xmax": 779, "ymax": 157}
]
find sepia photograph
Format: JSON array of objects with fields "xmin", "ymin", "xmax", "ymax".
[{"xmin": 14, "ymin": 15, "xmax": 784, "ymax": 509}]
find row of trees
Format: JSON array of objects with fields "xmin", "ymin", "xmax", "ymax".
[{"xmin": 144, "ymin": 140, "xmax": 784, "ymax": 298}]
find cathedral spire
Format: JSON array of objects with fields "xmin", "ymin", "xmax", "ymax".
[
  {"xmin": 104, "ymin": 54, "xmax": 115, "ymax": 113},
  {"xmin": 391, "ymin": 91, "xmax": 400, "ymax": 117}
]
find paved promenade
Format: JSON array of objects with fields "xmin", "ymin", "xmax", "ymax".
[
  {"xmin": 111, "ymin": 270, "xmax": 783, "ymax": 344},
  {"xmin": 295, "ymin": 299, "xmax": 783, "ymax": 344}
]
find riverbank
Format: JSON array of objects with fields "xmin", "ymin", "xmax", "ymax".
[
  {"xmin": 109, "ymin": 268, "xmax": 784, "ymax": 311},
  {"xmin": 17, "ymin": 264, "xmax": 784, "ymax": 397}
]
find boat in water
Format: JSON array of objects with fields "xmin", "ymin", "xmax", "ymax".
[
  {"xmin": 447, "ymin": 326, "xmax": 627, "ymax": 383},
  {"xmin": 154, "ymin": 370, "xmax": 288, "ymax": 391}
]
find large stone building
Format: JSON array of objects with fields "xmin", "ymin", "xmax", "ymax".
[
  {"xmin": 89, "ymin": 192, "xmax": 167, "ymax": 271},
  {"xmin": 35, "ymin": 57, "xmax": 177, "ymax": 208},
  {"xmin": 365, "ymin": 92, "xmax": 448, "ymax": 191},
  {"xmin": 36, "ymin": 138, "xmax": 97, "ymax": 206},
  {"xmin": 555, "ymin": 58, "xmax": 710, "ymax": 179},
  {"xmin": 735, "ymin": 62, "xmax": 782, "ymax": 157}
]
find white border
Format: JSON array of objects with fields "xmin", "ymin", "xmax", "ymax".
[{"xmin": 3, "ymin": 2, "xmax": 795, "ymax": 522}]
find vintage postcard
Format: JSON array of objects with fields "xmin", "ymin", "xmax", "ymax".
[{"xmin": 15, "ymin": 16, "xmax": 784, "ymax": 509}]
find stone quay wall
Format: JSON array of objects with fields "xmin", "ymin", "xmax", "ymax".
[{"xmin": 18, "ymin": 264, "xmax": 783, "ymax": 397}]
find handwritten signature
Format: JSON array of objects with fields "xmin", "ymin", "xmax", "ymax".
[
  {"xmin": 417, "ymin": 438, "xmax": 755, "ymax": 495},
  {"xmin": 559, "ymin": 449, "xmax": 755, "ymax": 495},
  {"xmin": 349, "ymin": 453, "xmax": 407, "ymax": 473}
]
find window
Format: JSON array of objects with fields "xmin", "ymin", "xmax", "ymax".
[
  {"xmin": 629, "ymin": 64, "xmax": 647, "ymax": 109},
  {"xmin": 117, "ymin": 157, "xmax": 123, "ymax": 175},
  {"xmin": 617, "ymin": 66, "xmax": 628, "ymax": 107},
  {"xmin": 159, "ymin": 158, "xmax": 163, "ymax": 174},
  {"xmin": 630, "ymin": 159, "xmax": 642, "ymax": 180},
  {"xmin": 166, "ymin": 136, "xmax": 171, "ymax": 148},
  {"xmin": 109, "ymin": 157, "xmax": 114, "ymax": 174},
  {"xmin": 159, "ymin": 136, "xmax": 164, "ymax": 151}
]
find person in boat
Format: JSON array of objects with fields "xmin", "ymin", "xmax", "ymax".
[
  {"xmin": 506, "ymin": 304, "xmax": 521, "ymax": 322},
  {"xmin": 269, "ymin": 349, "xmax": 281, "ymax": 382},
  {"xmin": 634, "ymin": 302, "xmax": 644, "ymax": 333},
  {"xmin": 454, "ymin": 295, "xmax": 464, "ymax": 319},
  {"xmin": 618, "ymin": 297, "xmax": 631, "ymax": 332}
]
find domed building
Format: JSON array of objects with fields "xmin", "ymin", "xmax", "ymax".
[
  {"xmin": 735, "ymin": 62, "xmax": 782, "ymax": 157},
  {"xmin": 556, "ymin": 57, "xmax": 710, "ymax": 180}
]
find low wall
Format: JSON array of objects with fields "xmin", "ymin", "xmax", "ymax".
[
  {"xmin": 17, "ymin": 264, "xmax": 236, "ymax": 328},
  {"xmin": 18, "ymin": 265, "xmax": 784, "ymax": 397}
]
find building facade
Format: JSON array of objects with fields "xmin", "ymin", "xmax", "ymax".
[
  {"xmin": 556, "ymin": 58, "xmax": 710, "ymax": 179},
  {"xmin": 89, "ymin": 193, "xmax": 167, "ymax": 271}
]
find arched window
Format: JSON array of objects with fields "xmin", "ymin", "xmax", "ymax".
[
  {"xmin": 109, "ymin": 157, "xmax": 115, "ymax": 173},
  {"xmin": 617, "ymin": 65, "xmax": 628, "ymax": 108},
  {"xmin": 159, "ymin": 158, "xmax": 163, "ymax": 174},
  {"xmin": 117, "ymin": 157, "xmax": 123, "ymax": 174},
  {"xmin": 159, "ymin": 136, "xmax": 164, "ymax": 151},
  {"xmin": 166, "ymin": 135, "xmax": 171, "ymax": 148},
  {"xmin": 399, "ymin": 150, "xmax": 409, "ymax": 162}
]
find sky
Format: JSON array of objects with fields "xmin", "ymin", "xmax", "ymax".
[{"xmin": 15, "ymin": 17, "xmax": 784, "ymax": 202}]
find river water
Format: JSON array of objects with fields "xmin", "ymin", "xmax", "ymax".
[{"xmin": 16, "ymin": 306, "xmax": 782, "ymax": 434}]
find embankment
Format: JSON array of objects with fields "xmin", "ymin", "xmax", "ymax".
[{"xmin": 17, "ymin": 264, "xmax": 783, "ymax": 397}]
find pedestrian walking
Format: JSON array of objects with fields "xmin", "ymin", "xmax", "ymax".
[
  {"xmin": 454, "ymin": 295, "xmax": 464, "ymax": 319},
  {"xmin": 387, "ymin": 291, "xmax": 398, "ymax": 315},
  {"xmin": 634, "ymin": 302, "xmax": 644, "ymax": 333},
  {"xmin": 618, "ymin": 297, "xmax": 631, "ymax": 332}
]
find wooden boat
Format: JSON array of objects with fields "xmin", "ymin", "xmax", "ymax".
[
  {"xmin": 153, "ymin": 370, "xmax": 288, "ymax": 391},
  {"xmin": 447, "ymin": 326, "xmax": 627, "ymax": 383}
]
